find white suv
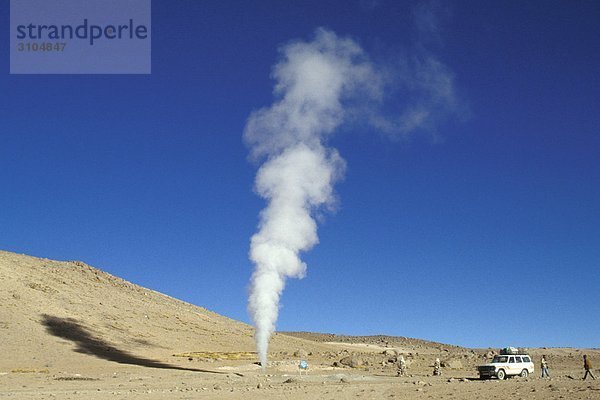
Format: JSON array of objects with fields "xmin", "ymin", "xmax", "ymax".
[{"xmin": 477, "ymin": 354, "xmax": 534, "ymax": 380}]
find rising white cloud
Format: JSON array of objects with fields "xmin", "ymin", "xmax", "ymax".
[
  {"xmin": 244, "ymin": 28, "xmax": 380, "ymax": 368},
  {"xmin": 244, "ymin": 17, "xmax": 464, "ymax": 368}
]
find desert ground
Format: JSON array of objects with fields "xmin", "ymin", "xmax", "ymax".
[{"xmin": 1, "ymin": 250, "xmax": 598, "ymax": 399}]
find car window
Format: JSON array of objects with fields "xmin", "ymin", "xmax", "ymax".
[
  {"xmin": 509, "ymin": 357, "xmax": 515, "ymax": 363},
  {"xmin": 522, "ymin": 356, "xmax": 531, "ymax": 362},
  {"xmin": 493, "ymin": 356, "xmax": 508, "ymax": 363},
  {"xmin": 515, "ymin": 356, "xmax": 522, "ymax": 363}
]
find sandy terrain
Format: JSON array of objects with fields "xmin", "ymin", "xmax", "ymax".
[{"xmin": 1, "ymin": 250, "xmax": 598, "ymax": 399}]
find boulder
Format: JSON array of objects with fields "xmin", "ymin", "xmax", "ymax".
[
  {"xmin": 339, "ymin": 354, "xmax": 365, "ymax": 368},
  {"xmin": 441, "ymin": 360, "xmax": 463, "ymax": 369}
]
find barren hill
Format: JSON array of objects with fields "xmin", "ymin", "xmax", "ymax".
[
  {"xmin": 0, "ymin": 250, "xmax": 326, "ymax": 373},
  {"xmin": 1, "ymin": 250, "xmax": 598, "ymax": 400}
]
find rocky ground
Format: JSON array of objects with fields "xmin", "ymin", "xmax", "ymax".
[{"xmin": 1, "ymin": 250, "xmax": 598, "ymax": 399}]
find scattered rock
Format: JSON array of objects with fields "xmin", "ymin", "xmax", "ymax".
[{"xmin": 294, "ymin": 350, "xmax": 308, "ymax": 358}]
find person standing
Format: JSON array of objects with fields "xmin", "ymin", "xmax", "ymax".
[
  {"xmin": 397, "ymin": 355, "xmax": 406, "ymax": 377},
  {"xmin": 433, "ymin": 358, "xmax": 442, "ymax": 376},
  {"xmin": 583, "ymin": 355, "xmax": 596, "ymax": 380},
  {"xmin": 541, "ymin": 355, "xmax": 550, "ymax": 378}
]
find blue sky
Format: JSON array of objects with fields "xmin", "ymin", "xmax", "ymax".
[{"xmin": 1, "ymin": 1, "xmax": 599, "ymax": 348}]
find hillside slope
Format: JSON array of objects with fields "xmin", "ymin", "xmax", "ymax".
[{"xmin": 0, "ymin": 250, "xmax": 323, "ymax": 372}]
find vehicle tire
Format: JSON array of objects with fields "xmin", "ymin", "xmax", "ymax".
[
  {"xmin": 496, "ymin": 369, "xmax": 506, "ymax": 380},
  {"xmin": 520, "ymin": 369, "xmax": 528, "ymax": 378}
]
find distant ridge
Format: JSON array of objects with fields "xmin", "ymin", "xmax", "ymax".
[{"xmin": 279, "ymin": 332, "xmax": 462, "ymax": 350}]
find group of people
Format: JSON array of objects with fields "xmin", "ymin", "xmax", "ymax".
[
  {"xmin": 540, "ymin": 354, "xmax": 596, "ymax": 380},
  {"xmin": 395, "ymin": 354, "xmax": 596, "ymax": 380},
  {"xmin": 395, "ymin": 356, "xmax": 441, "ymax": 376}
]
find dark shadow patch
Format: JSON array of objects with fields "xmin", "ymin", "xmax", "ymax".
[
  {"xmin": 40, "ymin": 314, "xmax": 236, "ymax": 374},
  {"xmin": 130, "ymin": 338, "xmax": 162, "ymax": 347}
]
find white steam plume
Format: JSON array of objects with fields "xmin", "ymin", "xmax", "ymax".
[
  {"xmin": 244, "ymin": 26, "xmax": 461, "ymax": 368},
  {"xmin": 244, "ymin": 28, "xmax": 381, "ymax": 368}
]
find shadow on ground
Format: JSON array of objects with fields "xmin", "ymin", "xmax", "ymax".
[{"xmin": 41, "ymin": 314, "xmax": 235, "ymax": 374}]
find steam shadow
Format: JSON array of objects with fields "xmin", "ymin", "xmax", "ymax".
[{"xmin": 40, "ymin": 314, "xmax": 232, "ymax": 374}]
